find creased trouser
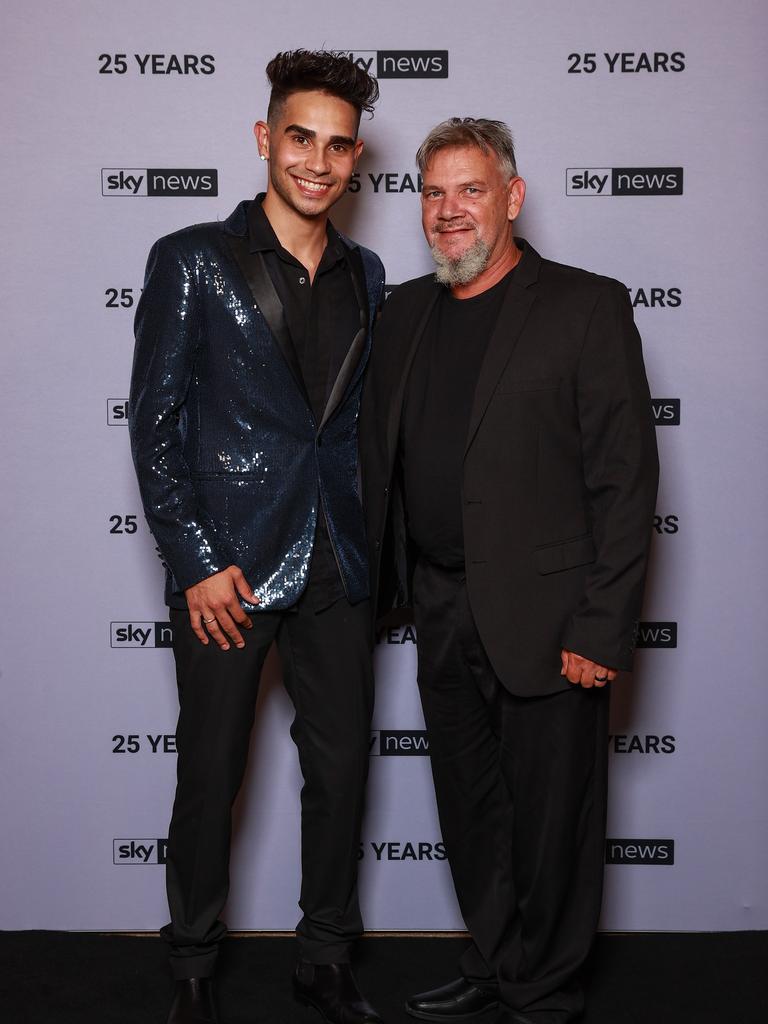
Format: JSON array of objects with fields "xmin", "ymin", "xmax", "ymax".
[
  {"xmin": 413, "ymin": 559, "xmax": 609, "ymax": 1020},
  {"xmin": 162, "ymin": 588, "xmax": 374, "ymax": 979}
]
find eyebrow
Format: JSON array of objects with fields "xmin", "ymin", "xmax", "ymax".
[{"xmin": 284, "ymin": 124, "xmax": 357, "ymax": 147}]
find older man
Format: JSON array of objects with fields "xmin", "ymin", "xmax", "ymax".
[{"xmin": 361, "ymin": 119, "xmax": 659, "ymax": 1023}]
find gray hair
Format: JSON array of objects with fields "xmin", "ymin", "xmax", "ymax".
[{"xmin": 416, "ymin": 117, "xmax": 518, "ymax": 179}]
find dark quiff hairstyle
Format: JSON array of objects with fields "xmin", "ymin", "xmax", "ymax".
[{"xmin": 266, "ymin": 50, "xmax": 379, "ymax": 125}]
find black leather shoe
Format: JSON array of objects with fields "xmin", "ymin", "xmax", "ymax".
[
  {"xmin": 405, "ymin": 977, "xmax": 499, "ymax": 1021},
  {"xmin": 167, "ymin": 978, "xmax": 219, "ymax": 1024},
  {"xmin": 293, "ymin": 961, "xmax": 384, "ymax": 1023}
]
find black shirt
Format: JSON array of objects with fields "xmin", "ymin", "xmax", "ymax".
[
  {"xmin": 248, "ymin": 196, "xmax": 361, "ymax": 609},
  {"xmin": 400, "ymin": 270, "xmax": 514, "ymax": 570}
]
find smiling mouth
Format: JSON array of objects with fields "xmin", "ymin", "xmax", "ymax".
[
  {"xmin": 293, "ymin": 175, "xmax": 333, "ymax": 194},
  {"xmin": 434, "ymin": 224, "xmax": 475, "ymax": 235}
]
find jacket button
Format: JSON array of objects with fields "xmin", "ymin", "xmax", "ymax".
[
  {"xmin": 383, "ymin": 486, "xmax": 389, "ymax": 495},
  {"xmin": 374, "ymin": 540, "xmax": 381, "ymax": 549}
]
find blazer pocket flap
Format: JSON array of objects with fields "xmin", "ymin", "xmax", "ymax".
[
  {"xmin": 536, "ymin": 534, "xmax": 596, "ymax": 575},
  {"xmin": 499, "ymin": 375, "xmax": 562, "ymax": 393}
]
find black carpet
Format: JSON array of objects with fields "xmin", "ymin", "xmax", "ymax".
[{"xmin": 1, "ymin": 932, "xmax": 765, "ymax": 1024}]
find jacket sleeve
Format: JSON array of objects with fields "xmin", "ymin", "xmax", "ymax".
[
  {"xmin": 128, "ymin": 236, "xmax": 228, "ymax": 590},
  {"xmin": 560, "ymin": 281, "xmax": 660, "ymax": 670}
]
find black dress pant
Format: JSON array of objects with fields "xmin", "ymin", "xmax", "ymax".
[
  {"xmin": 162, "ymin": 588, "xmax": 374, "ymax": 979},
  {"xmin": 413, "ymin": 560, "xmax": 609, "ymax": 1022}
]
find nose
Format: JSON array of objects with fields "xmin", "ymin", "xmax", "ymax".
[
  {"xmin": 436, "ymin": 193, "xmax": 463, "ymax": 221},
  {"xmin": 304, "ymin": 147, "xmax": 332, "ymax": 178}
]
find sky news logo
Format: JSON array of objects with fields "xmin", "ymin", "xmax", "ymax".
[
  {"xmin": 107, "ymin": 399, "xmax": 128, "ymax": 425},
  {"xmin": 566, "ymin": 167, "xmax": 683, "ymax": 196},
  {"xmin": 341, "ymin": 50, "xmax": 448, "ymax": 77},
  {"xmin": 370, "ymin": 730, "xmax": 429, "ymax": 755},
  {"xmin": 636, "ymin": 622, "xmax": 677, "ymax": 648},
  {"xmin": 102, "ymin": 168, "xmax": 218, "ymax": 196},
  {"xmin": 652, "ymin": 399, "xmax": 681, "ymax": 425},
  {"xmin": 110, "ymin": 622, "xmax": 173, "ymax": 648},
  {"xmin": 113, "ymin": 838, "xmax": 167, "ymax": 864},
  {"xmin": 606, "ymin": 838, "xmax": 674, "ymax": 865}
]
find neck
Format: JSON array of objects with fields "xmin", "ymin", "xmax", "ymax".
[
  {"xmin": 262, "ymin": 188, "xmax": 329, "ymax": 275},
  {"xmin": 451, "ymin": 237, "xmax": 521, "ymax": 300}
]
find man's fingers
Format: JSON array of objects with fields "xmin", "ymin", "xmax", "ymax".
[
  {"xmin": 213, "ymin": 608, "xmax": 245, "ymax": 649},
  {"xmin": 231, "ymin": 567, "xmax": 260, "ymax": 609},
  {"xmin": 227, "ymin": 601, "xmax": 252, "ymax": 628},
  {"xmin": 189, "ymin": 611, "xmax": 209, "ymax": 646},
  {"xmin": 560, "ymin": 650, "xmax": 568, "ymax": 676},
  {"xmin": 566, "ymin": 661, "xmax": 584, "ymax": 685},
  {"xmin": 204, "ymin": 616, "xmax": 232, "ymax": 651},
  {"xmin": 592, "ymin": 664, "xmax": 610, "ymax": 688}
]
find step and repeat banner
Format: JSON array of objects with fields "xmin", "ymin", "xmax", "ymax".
[{"xmin": 2, "ymin": 0, "xmax": 767, "ymax": 933}]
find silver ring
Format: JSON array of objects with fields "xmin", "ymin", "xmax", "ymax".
[
  {"xmin": 594, "ymin": 675, "xmax": 608, "ymax": 682},
  {"xmin": 203, "ymin": 616, "xmax": 216, "ymax": 623}
]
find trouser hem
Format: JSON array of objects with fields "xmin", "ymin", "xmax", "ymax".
[{"xmin": 169, "ymin": 950, "xmax": 218, "ymax": 980}]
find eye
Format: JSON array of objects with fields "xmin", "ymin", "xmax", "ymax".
[
  {"xmin": 292, "ymin": 135, "xmax": 309, "ymax": 146},
  {"xmin": 424, "ymin": 190, "xmax": 442, "ymax": 199},
  {"xmin": 464, "ymin": 186, "xmax": 480, "ymax": 195},
  {"xmin": 330, "ymin": 143, "xmax": 349, "ymax": 153}
]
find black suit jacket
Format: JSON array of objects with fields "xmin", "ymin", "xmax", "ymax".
[{"xmin": 360, "ymin": 240, "xmax": 659, "ymax": 696}]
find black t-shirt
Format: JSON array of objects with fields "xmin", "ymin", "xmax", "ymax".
[
  {"xmin": 249, "ymin": 197, "xmax": 361, "ymax": 609},
  {"xmin": 400, "ymin": 270, "xmax": 514, "ymax": 570}
]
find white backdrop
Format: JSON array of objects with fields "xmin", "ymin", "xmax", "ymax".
[{"xmin": 2, "ymin": 0, "xmax": 767, "ymax": 933}]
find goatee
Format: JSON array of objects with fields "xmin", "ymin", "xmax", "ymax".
[{"xmin": 431, "ymin": 237, "xmax": 491, "ymax": 287}]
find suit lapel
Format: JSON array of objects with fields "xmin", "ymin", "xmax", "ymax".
[
  {"xmin": 222, "ymin": 231, "xmax": 311, "ymax": 406},
  {"xmin": 318, "ymin": 245, "xmax": 369, "ymax": 431},
  {"xmin": 464, "ymin": 241, "xmax": 540, "ymax": 456}
]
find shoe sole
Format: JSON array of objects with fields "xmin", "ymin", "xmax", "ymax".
[{"xmin": 404, "ymin": 1002, "xmax": 500, "ymax": 1022}]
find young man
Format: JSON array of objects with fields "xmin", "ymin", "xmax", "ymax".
[
  {"xmin": 129, "ymin": 50, "xmax": 385, "ymax": 1024},
  {"xmin": 361, "ymin": 118, "xmax": 659, "ymax": 1024}
]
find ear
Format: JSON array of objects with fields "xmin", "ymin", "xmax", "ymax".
[
  {"xmin": 506, "ymin": 176, "xmax": 526, "ymax": 221},
  {"xmin": 254, "ymin": 120, "xmax": 270, "ymax": 161},
  {"xmin": 352, "ymin": 137, "xmax": 364, "ymax": 168}
]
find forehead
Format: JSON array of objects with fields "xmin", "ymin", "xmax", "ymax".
[
  {"xmin": 422, "ymin": 144, "xmax": 502, "ymax": 184},
  {"xmin": 275, "ymin": 89, "xmax": 359, "ymax": 138}
]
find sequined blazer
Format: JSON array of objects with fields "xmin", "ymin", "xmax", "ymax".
[{"xmin": 129, "ymin": 199, "xmax": 385, "ymax": 610}]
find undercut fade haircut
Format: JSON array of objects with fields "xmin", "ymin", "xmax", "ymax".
[
  {"xmin": 416, "ymin": 117, "xmax": 518, "ymax": 179},
  {"xmin": 266, "ymin": 49, "xmax": 379, "ymax": 126}
]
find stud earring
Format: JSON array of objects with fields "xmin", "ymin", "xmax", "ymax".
[{"xmin": 260, "ymin": 154, "xmax": 267, "ymax": 161}]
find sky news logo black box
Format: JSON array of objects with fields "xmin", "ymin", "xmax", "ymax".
[
  {"xmin": 343, "ymin": 50, "xmax": 448, "ymax": 78},
  {"xmin": 636, "ymin": 622, "xmax": 678, "ymax": 648},
  {"xmin": 613, "ymin": 167, "xmax": 683, "ymax": 195},
  {"xmin": 113, "ymin": 838, "xmax": 167, "ymax": 864},
  {"xmin": 378, "ymin": 50, "xmax": 448, "ymax": 77},
  {"xmin": 567, "ymin": 167, "xmax": 683, "ymax": 196},
  {"xmin": 651, "ymin": 399, "xmax": 681, "ymax": 425},
  {"xmin": 110, "ymin": 622, "xmax": 174, "ymax": 648},
  {"xmin": 606, "ymin": 839, "xmax": 674, "ymax": 865},
  {"xmin": 102, "ymin": 168, "xmax": 218, "ymax": 196},
  {"xmin": 371, "ymin": 730, "xmax": 429, "ymax": 755}
]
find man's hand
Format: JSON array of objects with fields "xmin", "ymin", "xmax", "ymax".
[
  {"xmin": 560, "ymin": 650, "xmax": 617, "ymax": 688},
  {"xmin": 185, "ymin": 566, "xmax": 259, "ymax": 650}
]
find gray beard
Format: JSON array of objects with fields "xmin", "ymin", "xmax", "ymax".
[{"xmin": 430, "ymin": 237, "xmax": 491, "ymax": 287}]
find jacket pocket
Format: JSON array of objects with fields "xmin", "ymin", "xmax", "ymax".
[{"xmin": 535, "ymin": 533, "xmax": 596, "ymax": 575}]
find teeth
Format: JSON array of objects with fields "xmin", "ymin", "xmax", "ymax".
[{"xmin": 296, "ymin": 177, "xmax": 330, "ymax": 192}]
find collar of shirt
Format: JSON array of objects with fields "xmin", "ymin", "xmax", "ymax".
[{"xmin": 247, "ymin": 192, "xmax": 346, "ymax": 274}]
